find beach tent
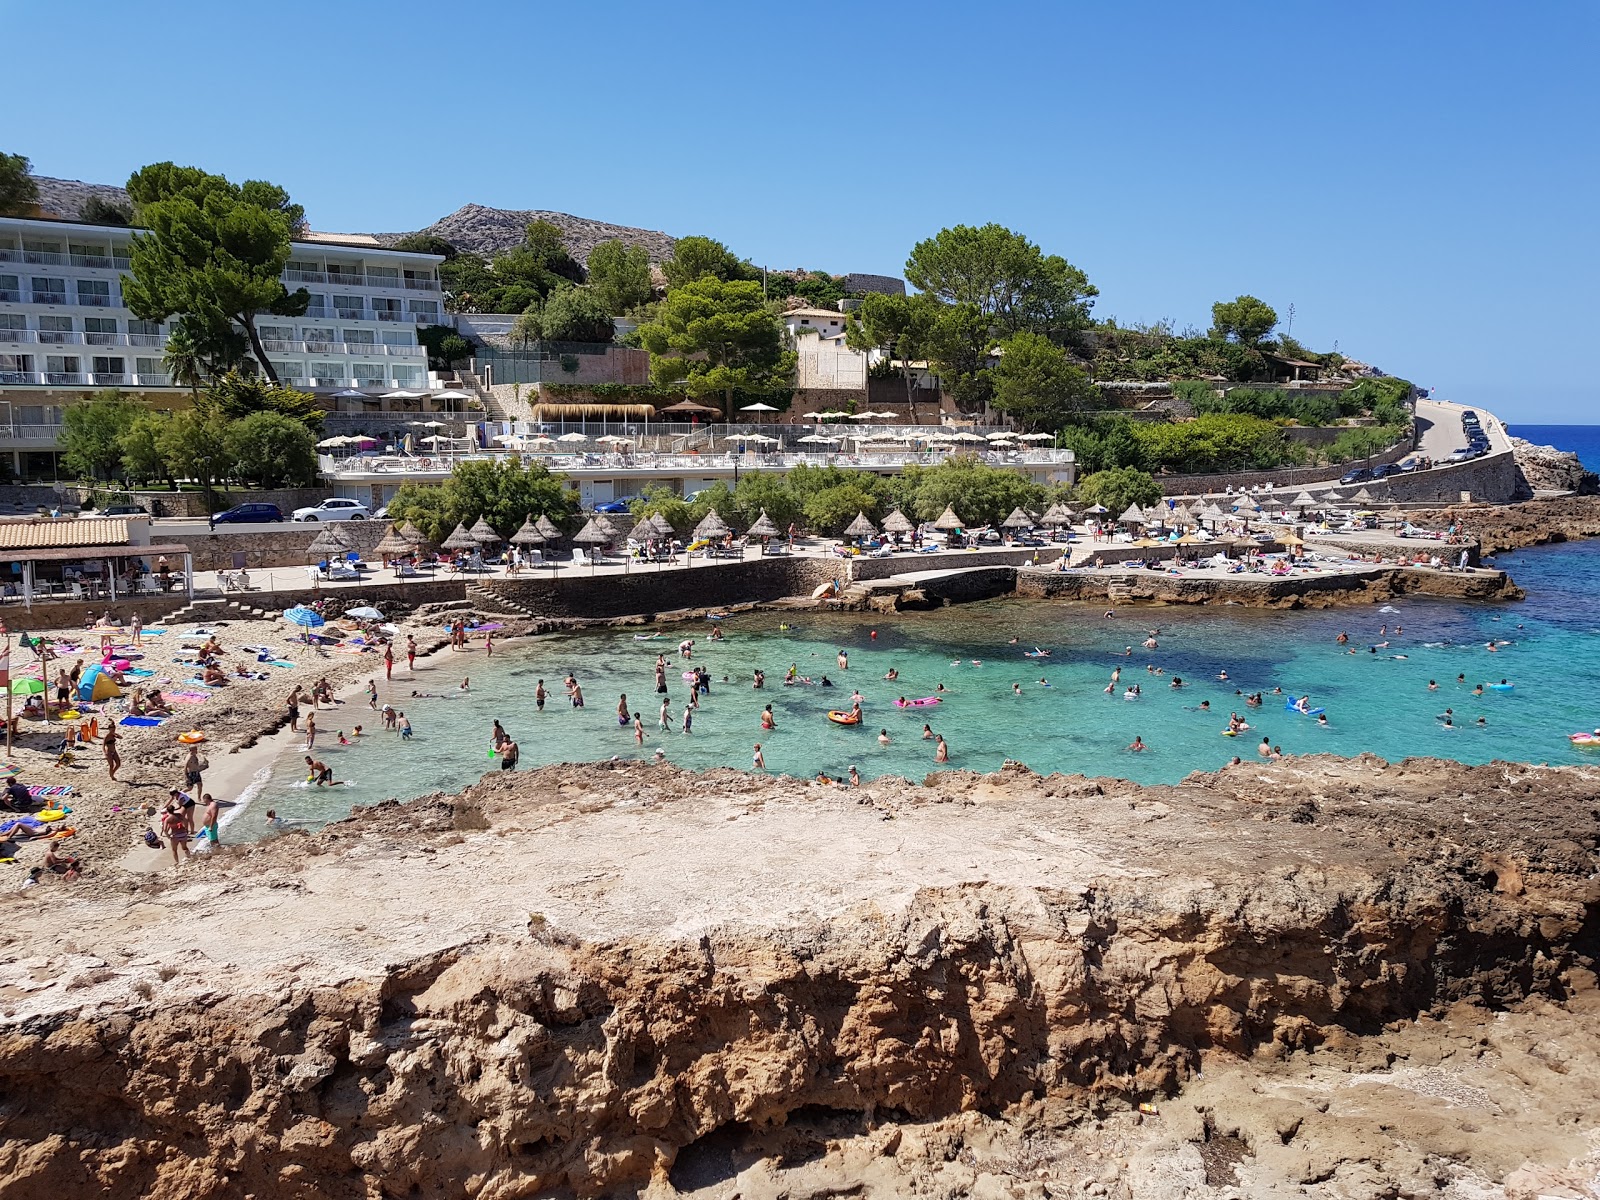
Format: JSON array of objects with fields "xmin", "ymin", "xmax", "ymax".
[{"xmin": 75, "ymin": 663, "xmax": 121, "ymax": 703}]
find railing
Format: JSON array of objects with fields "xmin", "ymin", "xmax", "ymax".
[
  {"xmin": 129, "ymin": 333, "xmax": 161, "ymax": 347},
  {"xmin": 411, "ymin": 310, "xmax": 441, "ymax": 323},
  {"xmin": 0, "ymin": 248, "xmax": 20, "ymax": 264},
  {"xmin": 403, "ymin": 277, "xmax": 441, "ymax": 291},
  {"xmin": 30, "ymin": 291, "xmax": 66, "ymax": 305},
  {"xmin": 0, "ymin": 423, "xmax": 65, "ymax": 441},
  {"xmin": 0, "ymin": 328, "xmax": 36, "ymax": 343},
  {"xmin": 261, "ymin": 339, "xmax": 424, "ymax": 357},
  {"xmin": 85, "ymin": 331, "xmax": 120, "ymax": 345},
  {"xmin": 283, "ymin": 268, "xmax": 328, "ymax": 284},
  {"xmin": 282, "ymin": 269, "xmax": 437, "ymax": 291},
  {"xmin": 0, "ymin": 290, "xmax": 19, "ymax": 302},
  {"xmin": 0, "ymin": 370, "xmax": 180, "ymax": 388},
  {"xmin": 38, "ymin": 330, "xmax": 76, "ymax": 343},
  {"xmin": 76, "ymin": 293, "xmax": 113, "ymax": 307},
  {"xmin": 374, "ymin": 309, "xmax": 402, "ymax": 322},
  {"xmin": 23, "ymin": 250, "xmax": 67, "ymax": 266},
  {"xmin": 43, "ymin": 372, "xmax": 84, "ymax": 384},
  {"xmin": 69, "ymin": 253, "xmax": 129, "ymax": 270}
]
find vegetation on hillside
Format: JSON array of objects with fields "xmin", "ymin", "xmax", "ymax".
[{"xmin": 384, "ymin": 458, "xmax": 579, "ymax": 542}]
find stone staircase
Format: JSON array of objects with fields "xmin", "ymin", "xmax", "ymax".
[
  {"xmin": 1105, "ymin": 579, "xmax": 1134, "ymax": 605},
  {"xmin": 465, "ymin": 581, "xmax": 538, "ymax": 621},
  {"xmin": 158, "ymin": 596, "xmax": 276, "ymax": 625}
]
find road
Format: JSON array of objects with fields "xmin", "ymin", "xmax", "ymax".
[
  {"xmin": 150, "ymin": 517, "xmax": 357, "ymax": 536},
  {"xmin": 1413, "ymin": 396, "xmax": 1508, "ymax": 461}
]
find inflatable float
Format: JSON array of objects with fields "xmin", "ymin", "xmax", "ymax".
[
  {"xmin": 35, "ymin": 809, "xmax": 70, "ymax": 822},
  {"xmin": 812, "ymin": 580, "xmax": 841, "ymax": 600},
  {"xmin": 1488, "ymin": 682, "xmax": 1515, "ymax": 692},
  {"xmin": 1284, "ymin": 701, "xmax": 1325, "ymax": 716},
  {"xmin": 1568, "ymin": 732, "xmax": 1600, "ymax": 746},
  {"xmin": 633, "ymin": 634, "xmax": 663, "ymax": 641},
  {"xmin": 1023, "ymin": 649, "xmax": 1052, "ymax": 658},
  {"xmin": 176, "ymin": 731, "xmax": 207, "ymax": 744},
  {"xmin": 826, "ymin": 710, "xmax": 861, "ymax": 725},
  {"xmin": 894, "ymin": 697, "xmax": 942, "ymax": 708}
]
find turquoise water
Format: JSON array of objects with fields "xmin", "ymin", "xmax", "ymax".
[{"xmin": 242, "ymin": 540, "xmax": 1600, "ymax": 829}]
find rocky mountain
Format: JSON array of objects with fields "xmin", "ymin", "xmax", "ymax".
[
  {"xmin": 372, "ymin": 203, "xmax": 678, "ymax": 264},
  {"xmin": 28, "ymin": 174, "xmax": 132, "ymax": 219}
]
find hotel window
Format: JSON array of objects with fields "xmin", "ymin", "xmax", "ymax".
[
  {"xmin": 408, "ymin": 300, "xmax": 439, "ymax": 318},
  {"xmin": 76, "ymin": 278, "xmax": 112, "ymax": 307},
  {"xmin": 0, "ymin": 274, "xmax": 19, "ymax": 301},
  {"xmin": 128, "ymin": 319, "xmax": 161, "ymax": 345},
  {"xmin": 311, "ymin": 361, "xmax": 345, "ymax": 382},
  {"xmin": 353, "ymin": 363, "xmax": 387, "ymax": 385},
  {"xmin": 22, "ymin": 240, "xmax": 63, "ymax": 263},
  {"xmin": 333, "ymin": 295, "xmax": 364, "ymax": 318},
  {"xmin": 31, "ymin": 277, "xmax": 67, "ymax": 303},
  {"xmin": 135, "ymin": 357, "xmax": 162, "ymax": 378},
  {"xmin": 0, "ymin": 353, "xmax": 33, "ymax": 377},
  {"xmin": 45, "ymin": 354, "xmax": 81, "ymax": 378},
  {"xmin": 392, "ymin": 365, "xmax": 424, "ymax": 387},
  {"xmin": 273, "ymin": 361, "xmax": 305, "ymax": 383},
  {"xmin": 69, "ymin": 242, "xmax": 111, "ymax": 267},
  {"xmin": 84, "ymin": 316, "xmax": 118, "ymax": 345},
  {"xmin": 38, "ymin": 315, "xmax": 73, "ymax": 343},
  {"xmin": 342, "ymin": 328, "xmax": 376, "ymax": 345},
  {"xmin": 0, "ymin": 313, "xmax": 26, "ymax": 334},
  {"xmin": 372, "ymin": 297, "xmax": 401, "ymax": 320},
  {"xmin": 258, "ymin": 324, "xmax": 296, "ymax": 349},
  {"xmin": 303, "ymin": 327, "xmax": 335, "ymax": 351},
  {"xmin": 304, "ymin": 293, "xmax": 329, "ymax": 316},
  {"xmin": 381, "ymin": 330, "xmax": 416, "ymax": 347},
  {"xmin": 367, "ymin": 266, "xmax": 399, "ymax": 286},
  {"xmin": 92, "ymin": 355, "xmax": 127, "ymax": 377}
]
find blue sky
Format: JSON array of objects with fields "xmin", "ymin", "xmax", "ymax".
[{"xmin": 9, "ymin": 0, "xmax": 1597, "ymax": 421}]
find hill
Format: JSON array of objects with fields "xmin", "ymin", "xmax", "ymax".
[
  {"xmin": 23, "ymin": 177, "xmax": 677, "ymax": 265},
  {"xmin": 371, "ymin": 203, "xmax": 677, "ymax": 264}
]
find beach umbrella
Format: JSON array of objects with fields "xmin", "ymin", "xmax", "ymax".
[
  {"xmin": 843, "ymin": 511, "xmax": 879, "ymax": 540},
  {"xmin": 882, "ymin": 508, "xmax": 915, "ymax": 534},
  {"xmin": 382, "ymin": 389, "xmax": 425, "ymax": 400},
  {"xmin": 571, "ymin": 517, "xmax": 610, "ymax": 548},
  {"xmin": 1291, "ymin": 490, "xmax": 1318, "ymax": 509},
  {"xmin": 932, "ymin": 505, "xmax": 965, "ymax": 532},
  {"xmin": 647, "ymin": 512, "xmax": 677, "ymax": 538},
  {"xmin": 492, "ymin": 433, "xmax": 522, "ymax": 445},
  {"xmin": 556, "ymin": 432, "xmax": 589, "ymax": 443},
  {"xmin": 1039, "ymin": 505, "xmax": 1069, "ymax": 528},
  {"xmin": 1017, "ymin": 432, "xmax": 1055, "ymax": 441},
  {"xmin": 534, "ymin": 515, "xmax": 563, "ymax": 542},
  {"xmin": 331, "ymin": 389, "xmax": 368, "ymax": 400},
  {"xmin": 986, "ymin": 431, "xmax": 1015, "ymax": 441},
  {"xmin": 398, "ymin": 520, "xmax": 427, "ymax": 545},
  {"xmin": 693, "ymin": 510, "xmax": 731, "ymax": 541},
  {"xmin": 283, "ymin": 607, "xmax": 325, "ymax": 643},
  {"xmin": 306, "ymin": 524, "xmax": 354, "ymax": 559},
  {"xmin": 469, "ymin": 516, "xmax": 502, "ymax": 544},
  {"xmin": 345, "ymin": 606, "xmax": 385, "ymax": 621},
  {"xmin": 433, "ymin": 390, "xmax": 471, "ymax": 401},
  {"xmin": 372, "ymin": 529, "xmax": 414, "ymax": 560},
  {"xmin": 412, "ymin": 420, "xmax": 448, "ymax": 429},
  {"xmin": 1083, "ymin": 503, "xmax": 1109, "ymax": 515},
  {"xmin": 1118, "ymin": 503, "xmax": 1146, "ymax": 524},
  {"xmin": 738, "ymin": 402, "xmax": 779, "ymax": 412},
  {"xmin": 1171, "ymin": 502, "xmax": 1194, "ymax": 522},
  {"xmin": 1002, "ymin": 506, "xmax": 1034, "ymax": 529},
  {"xmin": 658, "ymin": 400, "xmax": 722, "ymax": 417},
  {"xmin": 441, "ymin": 522, "xmax": 479, "ymax": 552},
  {"xmin": 746, "ymin": 510, "xmax": 781, "ymax": 539},
  {"xmin": 317, "ymin": 435, "xmax": 350, "ymax": 448},
  {"xmin": 510, "ymin": 517, "xmax": 548, "ymax": 546},
  {"xmin": 594, "ymin": 514, "xmax": 621, "ymax": 539},
  {"xmin": 8, "ymin": 677, "xmax": 44, "ymax": 696},
  {"xmin": 798, "ymin": 434, "xmax": 839, "ymax": 444},
  {"xmin": 595, "ymin": 434, "xmax": 632, "ymax": 445},
  {"xmin": 1352, "ymin": 487, "xmax": 1375, "ymax": 503}
]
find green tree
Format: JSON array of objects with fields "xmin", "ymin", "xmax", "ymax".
[
  {"xmin": 531, "ymin": 285, "xmax": 615, "ymax": 343},
  {"xmin": 121, "ymin": 163, "xmax": 308, "ymax": 384},
  {"xmin": 846, "ymin": 293, "xmax": 936, "ymax": 419},
  {"xmin": 923, "ymin": 302, "xmax": 995, "ymax": 409},
  {"xmin": 803, "ymin": 484, "xmax": 883, "ymax": 535},
  {"xmin": 225, "ymin": 411, "xmax": 318, "ymax": 488},
  {"xmin": 81, "ymin": 196, "xmax": 133, "ymax": 226},
  {"xmin": 989, "ymin": 332, "xmax": 1100, "ymax": 432},
  {"xmin": 586, "ymin": 239, "xmax": 654, "ymax": 314},
  {"xmin": 417, "ymin": 324, "xmax": 473, "ymax": 369},
  {"xmin": 1056, "ymin": 416, "xmax": 1145, "ymax": 474},
  {"xmin": 636, "ymin": 277, "xmax": 794, "ymax": 410},
  {"xmin": 892, "ymin": 458, "xmax": 1046, "ymax": 526},
  {"xmin": 119, "ymin": 411, "xmax": 172, "ymax": 487},
  {"xmin": 1209, "ymin": 295, "xmax": 1278, "ymax": 346},
  {"xmin": 157, "ymin": 408, "xmax": 234, "ymax": 512},
  {"xmin": 1074, "ymin": 467, "xmax": 1162, "ymax": 515},
  {"xmin": 0, "ymin": 151, "xmax": 39, "ymax": 216},
  {"xmin": 628, "ymin": 484, "xmax": 696, "ymax": 535},
  {"xmin": 390, "ymin": 232, "xmax": 458, "ymax": 260},
  {"xmin": 439, "ymin": 224, "xmax": 585, "ymax": 314},
  {"xmin": 661, "ymin": 236, "xmax": 758, "ymax": 290},
  {"xmin": 60, "ymin": 390, "xmax": 138, "ymax": 481},
  {"xmin": 161, "ymin": 320, "xmax": 207, "ymax": 402},
  {"xmin": 202, "ymin": 370, "xmax": 323, "ymax": 431},
  {"xmin": 904, "ymin": 223, "xmax": 1096, "ymax": 334},
  {"xmin": 1131, "ymin": 413, "xmax": 1303, "ymax": 473},
  {"xmin": 728, "ymin": 473, "xmax": 802, "ymax": 531},
  {"xmin": 386, "ymin": 458, "xmax": 577, "ymax": 542}
]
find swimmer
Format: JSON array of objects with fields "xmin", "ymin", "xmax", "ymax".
[
  {"xmin": 1013, "ymin": 683, "xmax": 1022, "ymax": 695},
  {"xmin": 884, "ymin": 668, "xmax": 899, "ymax": 681},
  {"xmin": 459, "ymin": 678, "xmax": 470, "ymax": 691},
  {"xmin": 848, "ymin": 765, "xmax": 861, "ymax": 786},
  {"xmin": 1257, "ymin": 736, "xmax": 1272, "ymax": 758},
  {"xmin": 935, "ymin": 682, "xmax": 947, "ymax": 693},
  {"xmin": 1472, "ymin": 684, "xmax": 1484, "ymax": 696},
  {"xmin": 761, "ymin": 704, "xmax": 776, "ymax": 730},
  {"xmin": 1039, "ymin": 678, "xmax": 1052, "ymax": 688},
  {"xmin": 878, "ymin": 728, "xmax": 891, "ymax": 746},
  {"xmin": 752, "ymin": 743, "xmax": 765, "ymax": 770},
  {"xmin": 1217, "ymin": 670, "xmax": 1229, "ymax": 681},
  {"xmin": 934, "ymin": 735, "xmax": 949, "ymax": 763},
  {"xmin": 921, "ymin": 724, "xmax": 934, "ymax": 740},
  {"xmin": 1456, "ymin": 674, "xmax": 1466, "ymax": 684},
  {"xmin": 1199, "ymin": 700, "xmax": 1211, "ymax": 711},
  {"xmin": 1292, "ymin": 696, "xmax": 1311, "ymax": 714},
  {"xmin": 1428, "ymin": 680, "xmax": 1438, "ymax": 691},
  {"xmin": 1169, "ymin": 676, "xmax": 1184, "ymax": 688},
  {"xmin": 1336, "ymin": 632, "xmax": 1349, "ymax": 644},
  {"xmin": 1316, "ymin": 713, "xmax": 1328, "ymax": 726},
  {"xmin": 1476, "ymin": 716, "xmax": 1486, "ymax": 727},
  {"xmin": 1127, "ymin": 735, "xmax": 1146, "ymax": 752}
]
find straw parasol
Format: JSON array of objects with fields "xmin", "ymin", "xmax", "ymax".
[
  {"xmin": 1002, "ymin": 506, "xmax": 1034, "ymax": 529},
  {"xmin": 693, "ymin": 510, "xmax": 732, "ymax": 541},
  {"xmin": 440, "ymin": 522, "xmax": 479, "ymax": 552},
  {"xmin": 746, "ymin": 510, "xmax": 781, "ymax": 539},
  {"xmin": 932, "ymin": 505, "xmax": 965, "ymax": 532},
  {"xmin": 881, "ymin": 508, "xmax": 915, "ymax": 534},
  {"xmin": 307, "ymin": 524, "xmax": 354, "ymax": 558},
  {"xmin": 469, "ymin": 516, "xmax": 502, "ymax": 544},
  {"xmin": 1291, "ymin": 490, "xmax": 1318, "ymax": 509},
  {"xmin": 646, "ymin": 513, "xmax": 677, "ymax": 538},
  {"xmin": 534, "ymin": 515, "xmax": 563, "ymax": 542},
  {"xmin": 1352, "ymin": 487, "xmax": 1375, "ymax": 503},
  {"xmin": 570, "ymin": 517, "xmax": 610, "ymax": 546},
  {"xmin": 1118, "ymin": 503, "xmax": 1146, "ymax": 525},
  {"xmin": 1083, "ymin": 503, "xmax": 1109, "ymax": 516},
  {"xmin": 398, "ymin": 520, "xmax": 428, "ymax": 546},
  {"xmin": 843, "ymin": 511, "xmax": 878, "ymax": 540},
  {"xmin": 510, "ymin": 517, "xmax": 548, "ymax": 546},
  {"xmin": 372, "ymin": 526, "xmax": 416, "ymax": 560},
  {"xmin": 594, "ymin": 513, "xmax": 621, "ymax": 539}
]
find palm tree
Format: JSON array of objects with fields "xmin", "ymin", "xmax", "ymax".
[{"xmin": 163, "ymin": 320, "xmax": 206, "ymax": 403}]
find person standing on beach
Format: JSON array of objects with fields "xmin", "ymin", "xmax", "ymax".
[
  {"xmin": 499, "ymin": 739, "xmax": 519, "ymax": 770},
  {"xmin": 633, "ymin": 713, "xmax": 645, "ymax": 744},
  {"xmin": 130, "ymin": 611, "xmax": 143, "ymax": 648},
  {"xmin": 199, "ymin": 794, "xmax": 220, "ymax": 846},
  {"xmin": 183, "ymin": 745, "xmax": 205, "ymax": 795},
  {"xmin": 384, "ymin": 642, "xmax": 394, "ymax": 681},
  {"xmin": 659, "ymin": 696, "xmax": 672, "ymax": 730},
  {"xmin": 655, "ymin": 658, "xmax": 668, "ymax": 694},
  {"xmin": 286, "ymin": 687, "xmax": 301, "ymax": 732},
  {"xmin": 366, "ymin": 679, "xmax": 379, "ymax": 710},
  {"xmin": 682, "ymin": 704, "xmax": 693, "ymax": 734},
  {"xmin": 102, "ymin": 720, "xmax": 121, "ymax": 781},
  {"xmin": 304, "ymin": 712, "xmax": 317, "ymax": 751},
  {"xmin": 485, "ymin": 631, "xmax": 494, "ymax": 657},
  {"xmin": 406, "ymin": 635, "xmax": 417, "ymax": 672},
  {"xmin": 160, "ymin": 802, "xmax": 191, "ymax": 867}
]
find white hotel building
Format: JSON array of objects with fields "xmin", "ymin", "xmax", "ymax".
[{"xmin": 0, "ymin": 214, "xmax": 447, "ymax": 475}]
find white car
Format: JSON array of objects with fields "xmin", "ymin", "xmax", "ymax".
[{"xmin": 292, "ymin": 498, "xmax": 371, "ymax": 522}]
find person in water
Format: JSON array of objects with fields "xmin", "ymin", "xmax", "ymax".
[
  {"xmin": 922, "ymin": 724, "xmax": 934, "ymax": 740},
  {"xmin": 934, "ymin": 735, "xmax": 949, "ymax": 763},
  {"xmin": 878, "ymin": 728, "xmax": 891, "ymax": 746},
  {"xmin": 884, "ymin": 668, "xmax": 899, "ymax": 681},
  {"xmin": 1127, "ymin": 735, "xmax": 1146, "ymax": 752},
  {"xmin": 761, "ymin": 704, "xmax": 776, "ymax": 730}
]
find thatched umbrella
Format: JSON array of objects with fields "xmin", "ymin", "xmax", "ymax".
[
  {"xmin": 594, "ymin": 513, "xmax": 621, "ymax": 539},
  {"xmin": 1171, "ymin": 502, "xmax": 1194, "ymax": 523},
  {"xmin": 373, "ymin": 527, "xmax": 415, "ymax": 560},
  {"xmin": 398, "ymin": 520, "xmax": 428, "ymax": 546},
  {"xmin": 1039, "ymin": 504, "xmax": 1070, "ymax": 528},
  {"xmin": 1002, "ymin": 506, "xmax": 1033, "ymax": 529},
  {"xmin": 1118, "ymin": 503, "xmax": 1146, "ymax": 525},
  {"xmin": 843, "ymin": 511, "xmax": 878, "ymax": 541},
  {"xmin": 1290, "ymin": 490, "xmax": 1318, "ymax": 510},
  {"xmin": 469, "ymin": 516, "xmax": 502, "ymax": 544},
  {"xmin": 441, "ymin": 522, "xmax": 479, "ymax": 553},
  {"xmin": 534, "ymin": 514, "xmax": 563, "ymax": 542},
  {"xmin": 881, "ymin": 508, "xmax": 915, "ymax": 535},
  {"xmin": 746, "ymin": 510, "xmax": 781, "ymax": 539},
  {"xmin": 694, "ymin": 510, "xmax": 731, "ymax": 541},
  {"xmin": 1352, "ymin": 487, "xmax": 1375, "ymax": 504},
  {"xmin": 571, "ymin": 517, "xmax": 610, "ymax": 546},
  {"xmin": 307, "ymin": 523, "xmax": 354, "ymax": 559},
  {"xmin": 511, "ymin": 517, "xmax": 547, "ymax": 546},
  {"xmin": 647, "ymin": 513, "xmax": 676, "ymax": 539},
  {"xmin": 932, "ymin": 505, "xmax": 965, "ymax": 532}
]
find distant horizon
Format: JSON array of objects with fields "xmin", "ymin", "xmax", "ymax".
[{"xmin": 7, "ymin": 0, "xmax": 1595, "ymax": 423}]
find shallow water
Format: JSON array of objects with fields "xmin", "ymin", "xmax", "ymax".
[{"xmin": 240, "ymin": 540, "xmax": 1600, "ymax": 830}]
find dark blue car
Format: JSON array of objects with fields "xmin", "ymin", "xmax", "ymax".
[
  {"xmin": 212, "ymin": 502, "xmax": 284, "ymax": 524},
  {"xmin": 594, "ymin": 500, "xmax": 631, "ymax": 514}
]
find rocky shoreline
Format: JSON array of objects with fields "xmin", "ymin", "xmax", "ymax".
[
  {"xmin": 1410, "ymin": 493, "xmax": 1600, "ymax": 555},
  {"xmin": 1, "ymin": 756, "xmax": 1596, "ymax": 1198}
]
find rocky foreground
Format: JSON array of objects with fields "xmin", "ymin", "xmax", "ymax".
[
  {"xmin": 1411, "ymin": 494, "xmax": 1600, "ymax": 556},
  {"xmin": 1, "ymin": 757, "xmax": 1597, "ymax": 1199}
]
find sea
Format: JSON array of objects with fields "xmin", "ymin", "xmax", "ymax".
[{"xmin": 234, "ymin": 425, "xmax": 1600, "ymax": 832}]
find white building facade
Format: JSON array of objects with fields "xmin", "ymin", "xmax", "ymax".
[{"xmin": 0, "ymin": 215, "xmax": 447, "ymax": 472}]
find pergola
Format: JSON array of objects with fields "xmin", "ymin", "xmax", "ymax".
[{"xmin": 10, "ymin": 543, "xmax": 194, "ymax": 610}]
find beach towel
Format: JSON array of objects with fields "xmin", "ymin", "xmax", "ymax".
[
  {"xmin": 141, "ymin": 629, "xmax": 168, "ymax": 636},
  {"xmin": 170, "ymin": 691, "xmax": 212, "ymax": 703},
  {"xmin": 119, "ymin": 716, "xmax": 165, "ymax": 727},
  {"xmin": 123, "ymin": 668, "xmax": 156, "ymax": 678},
  {"xmin": 26, "ymin": 785, "xmax": 72, "ymax": 799},
  {"xmin": 270, "ymin": 661, "xmax": 297, "ymax": 669}
]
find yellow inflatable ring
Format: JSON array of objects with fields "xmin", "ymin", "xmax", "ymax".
[
  {"xmin": 177, "ymin": 731, "xmax": 207, "ymax": 744},
  {"xmin": 826, "ymin": 710, "xmax": 861, "ymax": 725}
]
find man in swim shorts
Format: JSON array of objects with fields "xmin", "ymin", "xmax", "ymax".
[{"xmin": 304, "ymin": 756, "xmax": 335, "ymax": 786}]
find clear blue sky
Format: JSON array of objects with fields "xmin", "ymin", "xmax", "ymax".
[{"xmin": 10, "ymin": 0, "xmax": 1597, "ymax": 421}]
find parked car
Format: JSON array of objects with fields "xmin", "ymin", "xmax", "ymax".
[
  {"xmin": 292, "ymin": 498, "xmax": 370, "ymax": 522},
  {"xmin": 1460, "ymin": 410, "xmax": 1479, "ymax": 423},
  {"xmin": 212, "ymin": 502, "xmax": 284, "ymax": 524},
  {"xmin": 99, "ymin": 503, "xmax": 146, "ymax": 517},
  {"xmin": 1445, "ymin": 447, "xmax": 1479, "ymax": 463},
  {"xmin": 1339, "ymin": 467, "xmax": 1371, "ymax": 485},
  {"xmin": 1369, "ymin": 464, "xmax": 1401, "ymax": 479},
  {"xmin": 594, "ymin": 500, "xmax": 631, "ymax": 514},
  {"xmin": 371, "ymin": 505, "xmax": 390, "ymax": 520}
]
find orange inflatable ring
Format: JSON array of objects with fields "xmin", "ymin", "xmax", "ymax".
[
  {"xmin": 827, "ymin": 710, "xmax": 861, "ymax": 726},
  {"xmin": 177, "ymin": 731, "xmax": 206, "ymax": 744}
]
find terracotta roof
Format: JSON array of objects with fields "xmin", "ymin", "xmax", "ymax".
[
  {"xmin": 20, "ymin": 542, "xmax": 188, "ymax": 564},
  {"xmin": 0, "ymin": 517, "xmax": 132, "ymax": 552},
  {"xmin": 783, "ymin": 308, "xmax": 848, "ymax": 320}
]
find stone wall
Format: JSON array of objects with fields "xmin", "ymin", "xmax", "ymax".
[
  {"xmin": 1374, "ymin": 450, "xmax": 1519, "ymax": 504},
  {"xmin": 181, "ymin": 522, "xmax": 396, "ymax": 571},
  {"xmin": 58, "ymin": 488, "xmax": 331, "ymax": 519},
  {"xmin": 1016, "ymin": 564, "xmax": 1520, "ymax": 608},
  {"xmin": 850, "ymin": 545, "xmax": 1062, "ymax": 581},
  {"xmin": 1158, "ymin": 437, "xmax": 1414, "ymax": 496}
]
